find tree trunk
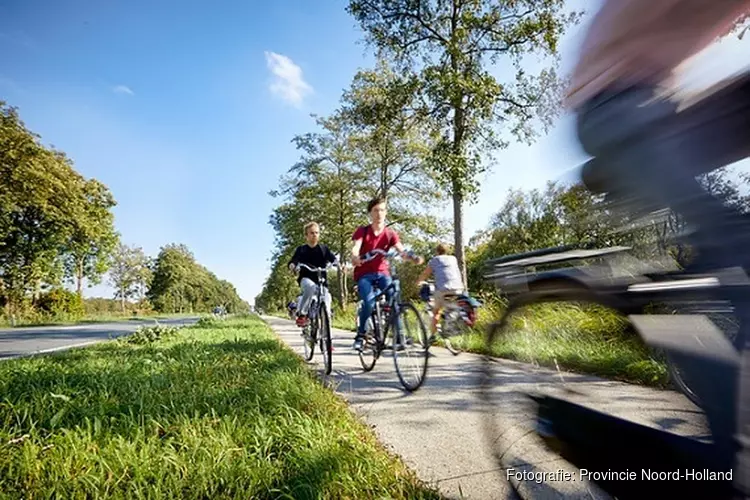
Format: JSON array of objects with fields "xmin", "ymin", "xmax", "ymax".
[
  {"xmin": 337, "ymin": 188, "xmax": 347, "ymax": 307},
  {"xmin": 452, "ymin": 181, "xmax": 467, "ymax": 289},
  {"xmin": 450, "ymin": 88, "xmax": 468, "ymax": 289},
  {"xmin": 120, "ymin": 292, "xmax": 126, "ymax": 313},
  {"xmin": 337, "ymin": 261, "xmax": 345, "ymax": 307},
  {"xmin": 76, "ymin": 259, "xmax": 84, "ymax": 298}
]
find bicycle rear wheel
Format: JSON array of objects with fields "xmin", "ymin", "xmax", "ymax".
[
  {"xmin": 319, "ymin": 304, "xmax": 333, "ymax": 375},
  {"xmin": 393, "ymin": 302, "xmax": 429, "ymax": 392}
]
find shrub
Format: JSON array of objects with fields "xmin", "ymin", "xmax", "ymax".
[
  {"xmin": 121, "ymin": 324, "xmax": 180, "ymax": 345},
  {"xmin": 36, "ymin": 289, "xmax": 85, "ymax": 318}
]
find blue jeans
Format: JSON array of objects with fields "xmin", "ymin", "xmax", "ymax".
[
  {"xmin": 577, "ymin": 80, "xmax": 750, "ymax": 475},
  {"xmin": 356, "ymin": 273, "xmax": 392, "ymax": 336}
]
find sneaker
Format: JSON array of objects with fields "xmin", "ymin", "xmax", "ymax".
[
  {"xmin": 296, "ymin": 315, "xmax": 308, "ymax": 327},
  {"xmin": 353, "ymin": 336, "xmax": 364, "ymax": 351}
]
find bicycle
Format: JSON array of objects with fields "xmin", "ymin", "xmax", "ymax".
[
  {"xmin": 418, "ymin": 281, "xmax": 482, "ymax": 356},
  {"xmin": 354, "ymin": 248, "xmax": 429, "ymax": 392},
  {"xmin": 482, "ymin": 237, "xmax": 745, "ymax": 406},
  {"xmin": 294, "ymin": 262, "xmax": 337, "ymax": 376},
  {"xmin": 478, "ymin": 236, "xmax": 745, "ymax": 499}
]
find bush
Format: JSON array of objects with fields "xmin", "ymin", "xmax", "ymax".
[
  {"xmin": 36, "ymin": 289, "xmax": 85, "ymax": 318},
  {"xmin": 121, "ymin": 324, "xmax": 180, "ymax": 345},
  {"xmin": 196, "ymin": 316, "xmax": 221, "ymax": 328}
]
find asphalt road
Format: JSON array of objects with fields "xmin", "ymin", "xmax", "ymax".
[
  {"xmin": 264, "ymin": 315, "xmax": 710, "ymax": 500},
  {"xmin": 0, "ymin": 317, "xmax": 199, "ymax": 360}
]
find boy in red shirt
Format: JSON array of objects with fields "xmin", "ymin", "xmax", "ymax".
[{"xmin": 351, "ymin": 196, "xmax": 422, "ymax": 350}]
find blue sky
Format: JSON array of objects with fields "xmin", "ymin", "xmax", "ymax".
[{"xmin": 1, "ymin": 0, "xmax": 748, "ymax": 304}]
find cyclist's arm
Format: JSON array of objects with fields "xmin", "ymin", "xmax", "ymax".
[
  {"xmin": 325, "ymin": 246, "xmax": 338, "ymax": 265},
  {"xmin": 351, "ymin": 239, "xmax": 363, "ymax": 262},
  {"xmin": 288, "ymin": 246, "xmax": 301, "ymax": 272},
  {"xmin": 417, "ymin": 264, "xmax": 432, "ymax": 283},
  {"xmin": 393, "ymin": 240, "xmax": 422, "ymax": 264}
]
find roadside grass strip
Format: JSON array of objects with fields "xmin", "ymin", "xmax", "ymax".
[{"xmin": 0, "ymin": 315, "xmax": 441, "ymax": 499}]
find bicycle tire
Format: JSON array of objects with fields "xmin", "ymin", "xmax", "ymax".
[
  {"xmin": 663, "ymin": 307, "xmax": 740, "ymax": 408},
  {"xmin": 303, "ymin": 316, "xmax": 317, "ymax": 362},
  {"xmin": 393, "ymin": 302, "xmax": 429, "ymax": 392},
  {"xmin": 358, "ymin": 313, "xmax": 379, "ymax": 372},
  {"xmin": 319, "ymin": 303, "xmax": 333, "ymax": 375}
]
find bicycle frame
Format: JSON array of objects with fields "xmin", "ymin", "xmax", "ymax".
[
  {"xmin": 357, "ymin": 249, "xmax": 407, "ymax": 348},
  {"xmin": 296, "ymin": 263, "xmax": 335, "ymax": 321}
]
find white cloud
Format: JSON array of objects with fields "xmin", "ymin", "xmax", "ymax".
[
  {"xmin": 264, "ymin": 51, "xmax": 313, "ymax": 107},
  {"xmin": 112, "ymin": 85, "xmax": 134, "ymax": 96}
]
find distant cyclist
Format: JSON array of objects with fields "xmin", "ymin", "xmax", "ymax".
[
  {"xmin": 417, "ymin": 243, "xmax": 465, "ymax": 338},
  {"xmin": 288, "ymin": 221, "xmax": 337, "ymax": 327},
  {"xmin": 351, "ymin": 196, "xmax": 422, "ymax": 350},
  {"xmin": 287, "ymin": 300, "xmax": 297, "ymax": 319}
]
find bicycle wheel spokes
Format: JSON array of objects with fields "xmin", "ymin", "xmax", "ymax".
[{"xmin": 393, "ymin": 303, "xmax": 429, "ymax": 392}]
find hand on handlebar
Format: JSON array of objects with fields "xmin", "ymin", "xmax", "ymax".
[{"xmin": 358, "ymin": 248, "xmax": 423, "ymax": 265}]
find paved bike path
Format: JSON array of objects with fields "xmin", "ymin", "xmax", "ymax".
[{"xmin": 263, "ymin": 315, "xmax": 710, "ymax": 500}]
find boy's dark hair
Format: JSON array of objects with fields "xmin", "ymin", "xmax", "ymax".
[
  {"xmin": 367, "ymin": 196, "xmax": 386, "ymax": 213},
  {"xmin": 436, "ymin": 243, "xmax": 449, "ymax": 255}
]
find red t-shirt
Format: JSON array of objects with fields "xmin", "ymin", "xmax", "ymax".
[{"xmin": 352, "ymin": 225, "xmax": 400, "ymax": 281}]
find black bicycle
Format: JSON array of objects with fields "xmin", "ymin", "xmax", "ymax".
[
  {"xmin": 295, "ymin": 262, "xmax": 337, "ymax": 375},
  {"xmin": 355, "ymin": 248, "xmax": 429, "ymax": 392}
]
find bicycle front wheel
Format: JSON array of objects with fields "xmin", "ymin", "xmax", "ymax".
[
  {"xmin": 358, "ymin": 315, "xmax": 379, "ymax": 372},
  {"xmin": 319, "ymin": 304, "xmax": 333, "ymax": 375},
  {"xmin": 393, "ymin": 302, "xmax": 429, "ymax": 392}
]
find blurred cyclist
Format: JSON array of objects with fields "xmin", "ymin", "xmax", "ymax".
[{"xmin": 567, "ymin": 0, "xmax": 750, "ymax": 491}]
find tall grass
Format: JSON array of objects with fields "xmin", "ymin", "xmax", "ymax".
[
  {"xmin": 0, "ymin": 312, "xmax": 191, "ymax": 328},
  {"xmin": 0, "ymin": 315, "xmax": 440, "ymax": 499}
]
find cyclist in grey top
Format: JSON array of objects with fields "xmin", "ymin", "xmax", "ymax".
[{"xmin": 417, "ymin": 243, "xmax": 465, "ymax": 336}]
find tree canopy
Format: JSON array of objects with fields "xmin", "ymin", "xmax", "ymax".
[{"xmin": 0, "ymin": 101, "xmax": 248, "ymax": 322}]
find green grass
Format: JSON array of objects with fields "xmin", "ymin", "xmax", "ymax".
[
  {"xmin": 0, "ymin": 312, "xmax": 193, "ymax": 328},
  {"xmin": 279, "ymin": 299, "xmax": 670, "ymax": 388},
  {"xmin": 0, "ymin": 315, "xmax": 440, "ymax": 499}
]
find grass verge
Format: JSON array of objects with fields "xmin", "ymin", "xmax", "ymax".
[
  {"xmin": 274, "ymin": 299, "xmax": 669, "ymax": 388},
  {"xmin": 0, "ymin": 312, "xmax": 193, "ymax": 329},
  {"xmin": 0, "ymin": 315, "xmax": 440, "ymax": 499}
]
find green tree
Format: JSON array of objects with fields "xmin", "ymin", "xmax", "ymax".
[
  {"xmin": 0, "ymin": 102, "xmax": 86, "ymax": 317},
  {"xmin": 64, "ymin": 179, "xmax": 119, "ymax": 297},
  {"xmin": 347, "ymin": 0, "xmax": 582, "ymax": 286},
  {"xmin": 147, "ymin": 243, "xmax": 244, "ymax": 313},
  {"xmin": 338, "ymin": 60, "xmax": 451, "ymax": 248},
  {"xmin": 271, "ymin": 114, "xmax": 368, "ymax": 306},
  {"xmin": 109, "ymin": 243, "xmax": 150, "ymax": 312}
]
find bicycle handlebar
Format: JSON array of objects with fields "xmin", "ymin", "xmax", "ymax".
[
  {"xmin": 296, "ymin": 262, "xmax": 338, "ymax": 273},
  {"xmin": 360, "ymin": 248, "xmax": 418, "ymax": 263}
]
